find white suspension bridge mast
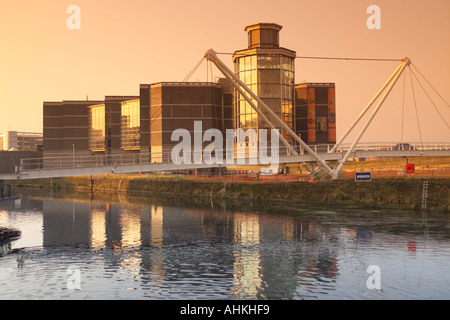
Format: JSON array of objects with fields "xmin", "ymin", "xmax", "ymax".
[{"xmin": 205, "ymin": 49, "xmax": 429, "ymax": 179}]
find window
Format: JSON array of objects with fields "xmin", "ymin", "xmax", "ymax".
[
  {"xmin": 316, "ymin": 117, "xmax": 328, "ymax": 132},
  {"xmin": 121, "ymin": 99, "xmax": 140, "ymax": 150},
  {"xmin": 257, "ymin": 55, "xmax": 280, "ymax": 69},
  {"xmin": 89, "ymin": 104, "xmax": 105, "ymax": 151},
  {"xmin": 282, "ymin": 57, "xmax": 294, "ymax": 71},
  {"xmin": 258, "ymin": 69, "xmax": 280, "ymax": 84},
  {"xmin": 258, "ymin": 84, "xmax": 281, "ymax": 98}
]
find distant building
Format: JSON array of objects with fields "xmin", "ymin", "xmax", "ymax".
[
  {"xmin": 0, "ymin": 131, "xmax": 43, "ymax": 151},
  {"xmin": 43, "ymin": 80, "xmax": 233, "ymax": 162}
]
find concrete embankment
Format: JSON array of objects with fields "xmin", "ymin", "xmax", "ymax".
[{"xmin": 9, "ymin": 175, "xmax": 450, "ymax": 212}]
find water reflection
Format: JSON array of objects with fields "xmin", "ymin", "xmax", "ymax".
[{"xmin": 0, "ymin": 192, "xmax": 449, "ymax": 299}]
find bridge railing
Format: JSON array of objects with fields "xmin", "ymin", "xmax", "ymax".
[
  {"xmin": 332, "ymin": 142, "xmax": 450, "ymax": 152},
  {"xmin": 20, "ymin": 145, "xmax": 298, "ymax": 171},
  {"xmin": 19, "ymin": 142, "xmax": 450, "ymax": 172}
]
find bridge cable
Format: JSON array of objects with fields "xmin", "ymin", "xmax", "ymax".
[
  {"xmin": 183, "ymin": 57, "xmax": 206, "ymax": 82},
  {"xmin": 215, "ymin": 52, "xmax": 403, "ymax": 62},
  {"xmin": 411, "ymin": 63, "xmax": 450, "ymax": 109},
  {"xmin": 408, "ymin": 66, "xmax": 424, "ymax": 148},
  {"xmin": 295, "ymin": 56, "xmax": 402, "ymax": 62},
  {"xmin": 409, "ymin": 67, "xmax": 450, "ymax": 130},
  {"xmin": 401, "ymin": 70, "xmax": 406, "ymax": 146}
]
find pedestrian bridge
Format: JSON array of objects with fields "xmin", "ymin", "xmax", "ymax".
[
  {"xmin": 0, "ymin": 142, "xmax": 448, "ymax": 180},
  {"xmin": 1, "ymin": 52, "xmax": 448, "ymax": 181}
]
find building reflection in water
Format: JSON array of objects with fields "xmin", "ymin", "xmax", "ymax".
[
  {"xmin": 148, "ymin": 205, "xmax": 166, "ymax": 287},
  {"xmin": 39, "ymin": 197, "xmax": 344, "ymax": 298},
  {"xmin": 91, "ymin": 208, "xmax": 105, "ymax": 250},
  {"xmin": 232, "ymin": 213, "xmax": 261, "ymax": 298}
]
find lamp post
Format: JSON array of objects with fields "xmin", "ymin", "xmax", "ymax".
[{"xmin": 72, "ymin": 144, "xmax": 75, "ymax": 167}]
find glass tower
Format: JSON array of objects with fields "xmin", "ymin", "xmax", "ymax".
[{"xmin": 233, "ymin": 23, "xmax": 296, "ymax": 143}]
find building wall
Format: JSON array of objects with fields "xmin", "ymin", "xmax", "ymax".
[
  {"xmin": 44, "ymin": 97, "xmax": 141, "ymax": 158},
  {"xmin": 43, "ymin": 101, "xmax": 63, "ymax": 157},
  {"xmin": 139, "ymin": 84, "xmax": 151, "ymax": 156},
  {"xmin": 44, "ymin": 100, "xmax": 102, "ymax": 157},
  {"xmin": 104, "ymin": 96, "xmax": 140, "ymax": 155},
  {"xmin": 0, "ymin": 151, "xmax": 42, "ymax": 173},
  {"xmin": 60, "ymin": 101, "xmax": 95, "ymax": 154},
  {"xmin": 217, "ymin": 78, "xmax": 234, "ymax": 132},
  {"xmin": 295, "ymin": 83, "xmax": 336, "ymax": 145},
  {"xmin": 150, "ymin": 82, "xmax": 226, "ymax": 162}
]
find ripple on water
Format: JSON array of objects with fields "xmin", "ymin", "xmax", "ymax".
[{"xmin": 1, "ymin": 197, "xmax": 450, "ymax": 300}]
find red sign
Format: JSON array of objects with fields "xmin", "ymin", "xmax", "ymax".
[{"xmin": 406, "ymin": 163, "xmax": 415, "ymax": 173}]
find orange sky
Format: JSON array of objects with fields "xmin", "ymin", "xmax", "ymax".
[{"xmin": 1, "ymin": 0, "xmax": 449, "ymax": 143}]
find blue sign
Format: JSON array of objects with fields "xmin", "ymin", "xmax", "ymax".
[{"xmin": 355, "ymin": 172, "xmax": 371, "ymax": 181}]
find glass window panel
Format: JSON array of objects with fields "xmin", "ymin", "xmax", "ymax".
[
  {"xmin": 239, "ymin": 57, "xmax": 245, "ymax": 72},
  {"xmin": 89, "ymin": 104, "xmax": 105, "ymax": 151},
  {"xmin": 239, "ymin": 100, "xmax": 246, "ymax": 115},
  {"xmin": 244, "ymin": 70, "xmax": 251, "ymax": 84},
  {"xmin": 239, "ymin": 71, "xmax": 245, "ymax": 83},
  {"xmin": 244, "ymin": 56, "xmax": 251, "ymax": 71},
  {"xmin": 282, "ymin": 85, "xmax": 294, "ymax": 99},
  {"xmin": 245, "ymin": 101, "xmax": 253, "ymax": 114},
  {"xmin": 316, "ymin": 117, "xmax": 328, "ymax": 132},
  {"xmin": 238, "ymin": 71, "xmax": 244, "ymax": 82},
  {"xmin": 258, "ymin": 69, "xmax": 280, "ymax": 84},
  {"xmin": 262, "ymin": 98, "xmax": 281, "ymax": 114},
  {"xmin": 239, "ymin": 114, "xmax": 245, "ymax": 128},
  {"xmin": 282, "ymin": 57, "xmax": 294, "ymax": 71},
  {"xmin": 251, "ymin": 113, "xmax": 258, "ymax": 128},
  {"xmin": 121, "ymin": 99, "xmax": 140, "ymax": 150},
  {"xmin": 259, "ymin": 84, "xmax": 281, "ymax": 98},
  {"xmin": 257, "ymin": 55, "xmax": 280, "ymax": 69},
  {"xmin": 251, "ymin": 69, "xmax": 257, "ymax": 84},
  {"xmin": 283, "ymin": 70, "xmax": 294, "ymax": 85},
  {"xmin": 283, "ymin": 100, "xmax": 293, "ymax": 113}
]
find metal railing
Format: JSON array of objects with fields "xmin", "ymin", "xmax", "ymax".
[
  {"xmin": 331, "ymin": 142, "xmax": 450, "ymax": 152},
  {"xmin": 19, "ymin": 142, "xmax": 450, "ymax": 172}
]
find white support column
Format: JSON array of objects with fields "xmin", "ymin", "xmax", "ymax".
[
  {"xmin": 333, "ymin": 58, "xmax": 410, "ymax": 177},
  {"xmin": 329, "ymin": 61, "xmax": 405, "ymax": 153},
  {"xmin": 210, "ymin": 55, "xmax": 297, "ymax": 155}
]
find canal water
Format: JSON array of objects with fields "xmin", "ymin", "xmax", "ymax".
[{"xmin": 0, "ymin": 192, "xmax": 449, "ymax": 300}]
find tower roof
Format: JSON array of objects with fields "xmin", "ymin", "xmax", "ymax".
[
  {"xmin": 244, "ymin": 23, "xmax": 283, "ymax": 33},
  {"xmin": 244, "ymin": 23, "xmax": 283, "ymax": 49}
]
